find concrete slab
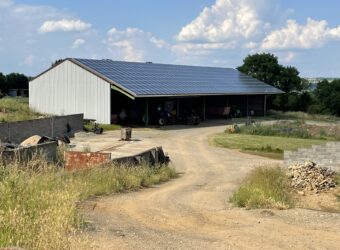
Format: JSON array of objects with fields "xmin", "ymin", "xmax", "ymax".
[{"xmin": 70, "ymin": 131, "xmax": 162, "ymax": 160}]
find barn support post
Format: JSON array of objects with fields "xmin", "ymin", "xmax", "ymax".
[
  {"xmin": 203, "ymin": 96, "xmax": 206, "ymax": 121},
  {"xmin": 176, "ymin": 100, "xmax": 180, "ymax": 119},
  {"xmin": 144, "ymin": 98, "xmax": 149, "ymax": 126},
  {"xmin": 246, "ymin": 95, "xmax": 249, "ymax": 116},
  {"xmin": 264, "ymin": 95, "xmax": 267, "ymax": 116}
]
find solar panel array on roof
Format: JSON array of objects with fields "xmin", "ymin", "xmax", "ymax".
[{"xmin": 71, "ymin": 58, "xmax": 283, "ymax": 97}]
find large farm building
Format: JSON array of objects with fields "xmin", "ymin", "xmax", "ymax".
[{"xmin": 29, "ymin": 59, "xmax": 283, "ymax": 125}]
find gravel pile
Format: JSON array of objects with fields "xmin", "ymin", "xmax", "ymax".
[{"xmin": 287, "ymin": 161, "xmax": 337, "ymax": 192}]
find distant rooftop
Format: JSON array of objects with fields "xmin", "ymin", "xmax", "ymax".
[{"xmin": 70, "ymin": 58, "xmax": 283, "ymax": 98}]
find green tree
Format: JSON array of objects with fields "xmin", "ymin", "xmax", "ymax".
[
  {"xmin": 315, "ymin": 80, "xmax": 340, "ymax": 116},
  {"xmin": 5, "ymin": 73, "xmax": 29, "ymax": 91},
  {"xmin": 237, "ymin": 53, "xmax": 311, "ymax": 111},
  {"xmin": 237, "ymin": 53, "xmax": 281, "ymax": 88},
  {"xmin": 0, "ymin": 73, "xmax": 5, "ymax": 98}
]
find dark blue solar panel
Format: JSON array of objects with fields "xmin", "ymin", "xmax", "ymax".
[{"xmin": 72, "ymin": 58, "xmax": 283, "ymax": 97}]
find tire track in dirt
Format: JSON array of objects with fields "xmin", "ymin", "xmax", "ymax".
[{"xmin": 82, "ymin": 124, "xmax": 340, "ymax": 250}]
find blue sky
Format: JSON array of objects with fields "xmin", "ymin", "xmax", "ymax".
[{"xmin": 1, "ymin": 0, "xmax": 340, "ymax": 77}]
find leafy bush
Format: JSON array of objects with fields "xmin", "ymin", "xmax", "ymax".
[
  {"xmin": 230, "ymin": 166, "xmax": 294, "ymax": 209},
  {"xmin": 0, "ymin": 156, "xmax": 177, "ymax": 249}
]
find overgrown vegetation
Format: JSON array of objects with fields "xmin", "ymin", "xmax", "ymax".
[
  {"xmin": 213, "ymin": 133, "xmax": 327, "ymax": 159},
  {"xmin": 0, "ymin": 97, "xmax": 42, "ymax": 122},
  {"xmin": 267, "ymin": 110, "xmax": 339, "ymax": 123},
  {"xmin": 0, "ymin": 155, "xmax": 177, "ymax": 249},
  {"xmin": 231, "ymin": 121, "xmax": 313, "ymax": 139},
  {"xmin": 230, "ymin": 166, "xmax": 295, "ymax": 209},
  {"xmin": 238, "ymin": 53, "xmax": 340, "ymax": 116},
  {"xmin": 227, "ymin": 121, "xmax": 340, "ymax": 140}
]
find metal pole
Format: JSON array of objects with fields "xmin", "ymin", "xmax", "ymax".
[
  {"xmin": 203, "ymin": 96, "xmax": 206, "ymax": 121},
  {"xmin": 176, "ymin": 99, "xmax": 180, "ymax": 119},
  {"xmin": 264, "ymin": 95, "xmax": 267, "ymax": 116},
  {"xmin": 246, "ymin": 95, "xmax": 249, "ymax": 116},
  {"xmin": 145, "ymin": 98, "xmax": 149, "ymax": 126}
]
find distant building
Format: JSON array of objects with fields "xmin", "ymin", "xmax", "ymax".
[{"xmin": 7, "ymin": 89, "xmax": 28, "ymax": 97}]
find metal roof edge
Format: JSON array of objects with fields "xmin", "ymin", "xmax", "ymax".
[
  {"xmin": 69, "ymin": 58, "xmax": 136, "ymax": 99},
  {"xmin": 29, "ymin": 59, "xmax": 67, "ymax": 82},
  {"xmin": 134, "ymin": 92, "xmax": 283, "ymax": 98}
]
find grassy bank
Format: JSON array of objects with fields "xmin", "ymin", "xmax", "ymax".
[
  {"xmin": 0, "ymin": 97, "xmax": 42, "ymax": 122},
  {"xmin": 213, "ymin": 133, "xmax": 327, "ymax": 159},
  {"xmin": 230, "ymin": 166, "xmax": 294, "ymax": 209},
  {"xmin": 0, "ymin": 158, "xmax": 177, "ymax": 249}
]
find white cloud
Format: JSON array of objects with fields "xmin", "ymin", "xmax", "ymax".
[
  {"xmin": 245, "ymin": 42, "xmax": 258, "ymax": 49},
  {"xmin": 261, "ymin": 18, "xmax": 340, "ymax": 50},
  {"xmin": 149, "ymin": 36, "xmax": 168, "ymax": 48},
  {"xmin": 174, "ymin": 0, "xmax": 279, "ymax": 56},
  {"xmin": 38, "ymin": 19, "xmax": 91, "ymax": 33},
  {"xmin": 177, "ymin": 0, "xmax": 266, "ymax": 43},
  {"xmin": 71, "ymin": 38, "xmax": 86, "ymax": 49},
  {"xmin": 105, "ymin": 27, "xmax": 169, "ymax": 61}
]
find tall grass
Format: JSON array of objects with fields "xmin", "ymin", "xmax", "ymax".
[
  {"xmin": 0, "ymin": 156, "xmax": 177, "ymax": 249},
  {"xmin": 233, "ymin": 121, "xmax": 313, "ymax": 139},
  {"xmin": 0, "ymin": 97, "xmax": 42, "ymax": 122},
  {"xmin": 230, "ymin": 166, "xmax": 294, "ymax": 209}
]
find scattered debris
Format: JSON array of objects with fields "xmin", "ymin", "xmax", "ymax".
[
  {"xmin": 287, "ymin": 161, "xmax": 337, "ymax": 192},
  {"xmin": 1, "ymin": 135, "xmax": 70, "ymax": 163},
  {"xmin": 20, "ymin": 135, "xmax": 70, "ymax": 146}
]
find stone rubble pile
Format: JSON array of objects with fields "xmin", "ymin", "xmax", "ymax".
[{"xmin": 287, "ymin": 161, "xmax": 337, "ymax": 192}]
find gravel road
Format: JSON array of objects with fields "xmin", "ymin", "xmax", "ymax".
[{"xmin": 81, "ymin": 122, "xmax": 340, "ymax": 250}]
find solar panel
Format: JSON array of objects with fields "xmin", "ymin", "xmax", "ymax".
[{"xmin": 72, "ymin": 58, "xmax": 283, "ymax": 97}]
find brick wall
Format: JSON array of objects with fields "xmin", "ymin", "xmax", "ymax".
[
  {"xmin": 284, "ymin": 142, "xmax": 340, "ymax": 172},
  {"xmin": 64, "ymin": 151, "xmax": 111, "ymax": 171},
  {"xmin": 0, "ymin": 114, "xmax": 83, "ymax": 143}
]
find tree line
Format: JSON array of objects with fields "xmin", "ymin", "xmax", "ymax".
[
  {"xmin": 238, "ymin": 53, "xmax": 340, "ymax": 116},
  {"xmin": 0, "ymin": 72, "xmax": 29, "ymax": 98}
]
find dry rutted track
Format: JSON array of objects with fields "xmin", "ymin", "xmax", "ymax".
[{"xmin": 83, "ymin": 124, "xmax": 340, "ymax": 250}]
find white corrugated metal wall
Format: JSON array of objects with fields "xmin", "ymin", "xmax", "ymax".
[{"xmin": 29, "ymin": 60, "xmax": 111, "ymax": 124}]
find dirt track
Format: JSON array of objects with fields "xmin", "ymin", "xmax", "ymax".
[{"xmin": 82, "ymin": 123, "xmax": 340, "ymax": 249}]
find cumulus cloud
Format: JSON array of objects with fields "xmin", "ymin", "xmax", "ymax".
[
  {"xmin": 38, "ymin": 19, "xmax": 91, "ymax": 33},
  {"xmin": 105, "ymin": 27, "xmax": 169, "ymax": 61},
  {"xmin": 261, "ymin": 18, "xmax": 340, "ymax": 50},
  {"xmin": 177, "ymin": 0, "xmax": 265, "ymax": 43},
  {"xmin": 71, "ymin": 38, "xmax": 86, "ymax": 49},
  {"xmin": 174, "ymin": 0, "xmax": 279, "ymax": 56}
]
